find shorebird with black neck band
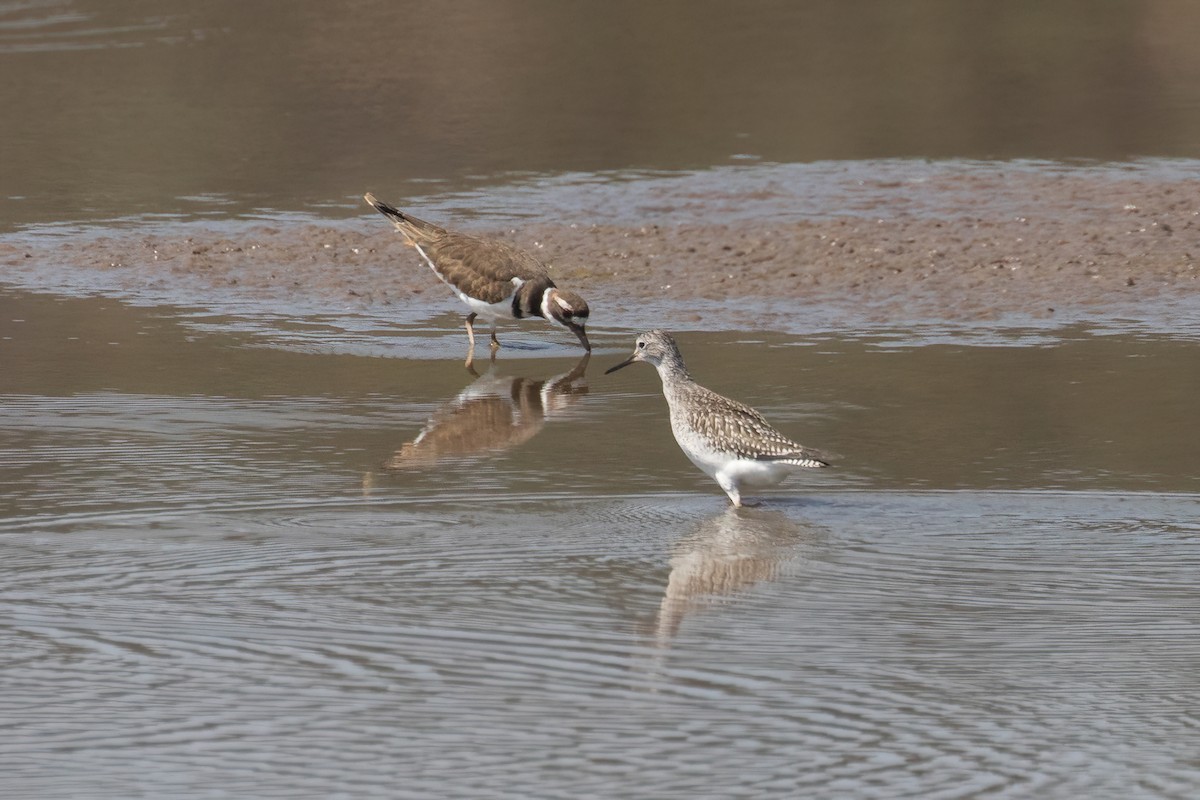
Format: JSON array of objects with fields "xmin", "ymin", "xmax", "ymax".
[
  {"xmin": 606, "ymin": 330, "xmax": 830, "ymax": 507},
  {"xmin": 364, "ymin": 193, "xmax": 590, "ymax": 359}
]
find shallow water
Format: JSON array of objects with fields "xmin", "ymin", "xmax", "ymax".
[
  {"xmin": 6, "ymin": 0, "xmax": 1200, "ymax": 230},
  {"xmin": 3, "ymin": 288, "xmax": 1198, "ymax": 798},
  {"xmin": 5, "ymin": 1, "xmax": 1200, "ymax": 793}
]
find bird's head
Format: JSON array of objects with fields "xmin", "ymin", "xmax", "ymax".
[
  {"xmin": 605, "ymin": 329, "xmax": 680, "ymax": 374},
  {"xmin": 542, "ymin": 288, "xmax": 591, "ymax": 351}
]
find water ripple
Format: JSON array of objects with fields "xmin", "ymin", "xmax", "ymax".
[{"xmin": 3, "ymin": 490, "xmax": 1199, "ymax": 796}]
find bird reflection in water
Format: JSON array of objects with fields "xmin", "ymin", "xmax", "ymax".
[
  {"xmin": 653, "ymin": 507, "xmax": 819, "ymax": 644},
  {"xmin": 383, "ymin": 352, "xmax": 590, "ymax": 470}
]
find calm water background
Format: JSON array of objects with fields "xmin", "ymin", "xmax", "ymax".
[
  {"xmin": 4, "ymin": 1, "xmax": 1200, "ymax": 798},
  {"xmin": 5, "ymin": 0, "xmax": 1200, "ymax": 230},
  {"xmin": 3, "ymin": 290, "xmax": 1199, "ymax": 798}
]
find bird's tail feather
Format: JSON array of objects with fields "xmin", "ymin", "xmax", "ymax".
[
  {"xmin": 760, "ymin": 454, "xmax": 830, "ymax": 468},
  {"xmin": 363, "ymin": 193, "xmax": 444, "ymax": 240}
]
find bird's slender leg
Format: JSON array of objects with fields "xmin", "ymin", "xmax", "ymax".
[
  {"xmin": 464, "ymin": 313, "xmax": 479, "ymax": 370},
  {"xmin": 717, "ymin": 474, "xmax": 744, "ymax": 508},
  {"xmin": 489, "ymin": 324, "xmax": 500, "ymax": 350},
  {"xmin": 464, "ymin": 341, "xmax": 497, "ymax": 372},
  {"xmin": 465, "ymin": 312, "xmax": 478, "ymax": 350}
]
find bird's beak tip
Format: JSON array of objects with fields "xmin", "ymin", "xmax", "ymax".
[
  {"xmin": 567, "ymin": 322, "xmax": 590, "ymax": 351},
  {"xmin": 604, "ymin": 357, "xmax": 635, "ymax": 375}
]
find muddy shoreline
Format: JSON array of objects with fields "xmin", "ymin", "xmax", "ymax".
[{"xmin": 3, "ymin": 166, "xmax": 1198, "ymax": 330}]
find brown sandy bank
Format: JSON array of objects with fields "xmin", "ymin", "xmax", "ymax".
[{"xmin": 3, "ymin": 166, "xmax": 1198, "ymax": 329}]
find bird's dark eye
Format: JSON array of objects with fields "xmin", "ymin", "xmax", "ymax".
[{"xmin": 637, "ymin": 341, "xmax": 645, "ymax": 349}]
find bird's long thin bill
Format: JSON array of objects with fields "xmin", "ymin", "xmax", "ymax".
[
  {"xmin": 604, "ymin": 356, "xmax": 636, "ymax": 375},
  {"xmin": 571, "ymin": 325, "xmax": 591, "ymax": 352}
]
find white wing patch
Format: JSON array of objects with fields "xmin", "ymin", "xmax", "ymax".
[{"xmin": 412, "ymin": 242, "xmax": 440, "ymax": 277}]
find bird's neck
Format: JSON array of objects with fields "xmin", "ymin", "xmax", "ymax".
[
  {"xmin": 654, "ymin": 352, "xmax": 692, "ymax": 387},
  {"xmin": 513, "ymin": 278, "xmax": 554, "ymax": 319}
]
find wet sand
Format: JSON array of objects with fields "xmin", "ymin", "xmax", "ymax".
[{"xmin": 3, "ymin": 166, "xmax": 1198, "ymax": 328}]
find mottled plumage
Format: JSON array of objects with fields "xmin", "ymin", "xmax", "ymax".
[
  {"xmin": 364, "ymin": 193, "xmax": 590, "ymax": 354},
  {"xmin": 672, "ymin": 383, "xmax": 828, "ymax": 465},
  {"xmin": 607, "ymin": 330, "xmax": 829, "ymax": 507}
]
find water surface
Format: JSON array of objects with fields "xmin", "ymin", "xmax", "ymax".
[
  {"xmin": 4, "ymin": 1, "xmax": 1200, "ymax": 794},
  {"xmin": 2, "ymin": 288, "xmax": 1198, "ymax": 797},
  {"xmin": 6, "ymin": 0, "xmax": 1200, "ymax": 229}
]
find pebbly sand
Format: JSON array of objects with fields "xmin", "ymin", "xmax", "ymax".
[{"xmin": 3, "ymin": 165, "xmax": 1198, "ymax": 331}]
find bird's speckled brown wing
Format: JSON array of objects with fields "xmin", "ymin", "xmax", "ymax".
[
  {"xmin": 365, "ymin": 193, "xmax": 555, "ymax": 304},
  {"xmin": 422, "ymin": 231, "xmax": 553, "ymax": 304},
  {"xmin": 676, "ymin": 383, "xmax": 829, "ymax": 466}
]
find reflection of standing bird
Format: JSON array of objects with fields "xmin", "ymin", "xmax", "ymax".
[
  {"xmin": 364, "ymin": 193, "xmax": 590, "ymax": 356},
  {"xmin": 384, "ymin": 354, "xmax": 590, "ymax": 469},
  {"xmin": 654, "ymin": 508, "xmax": 813, "ymax": 642},
  {"xmin": 607, "ymin": 330, "xmax": 829, "ymax": 507}
]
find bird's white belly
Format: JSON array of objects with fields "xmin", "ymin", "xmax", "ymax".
[
  {"xmin": 456, "ymin": 290, "xmax": 515, "ymax": 322},
  {"xmin": 716, "ymin": 458, "xmax": 790, "ymax": 489},
  {"xmin": 675, "ymin": 436, "xmax": 789, "ymax": 490}
]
